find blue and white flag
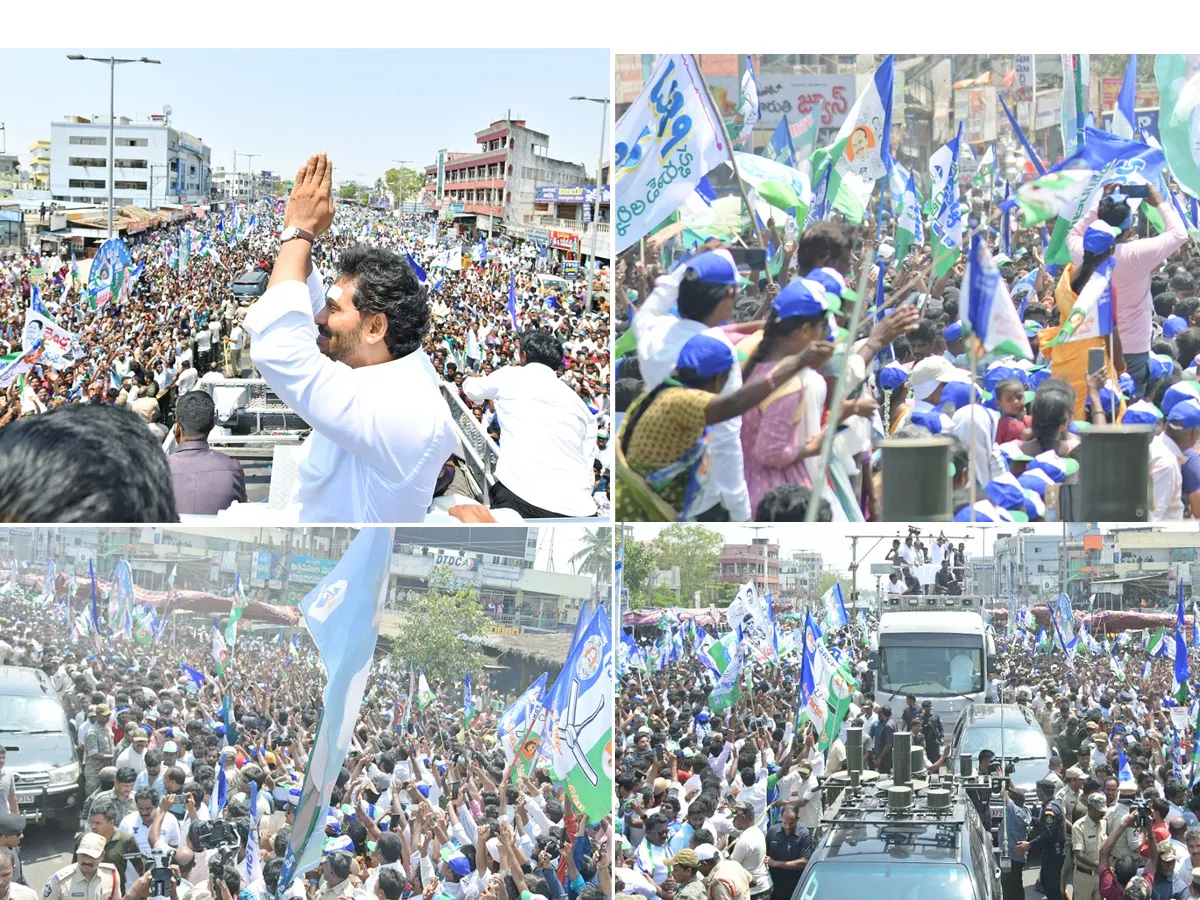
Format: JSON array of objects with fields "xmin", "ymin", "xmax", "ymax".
[
  {"xmin": 764, "ymin": 115, "xmax": 797, "ymax": 170},
  {"xmin": 1043, "ymin": 257, "xmax": 1115, "ymax": 348},
  {"xmin": 241, "ymin": 782, "xmax": 264, "ymax": 885},
  {"xmin": 820, "ymin": 583, "xmax": 848, "ymax": 631},
  {"xmin": 963, "ymin": 232, "xmax": 1034, "ymax": 360},
  {"xmin": 736, "ymin": 55, "xmax": 760, "ymax": 146},
  {"xmin": 209, "ymin": 762, "xmax": 228, "ymax": 817},
  {"xmin": 404, "ymin": 251, "xmax": 427, "ymax": 287},
  {"xmin": 1011, "ymin": 269, "xmax": 1040, "ymax": 320},
  {"xmin": 930, "ymin": 123, "xmax": 964, "ymax": 277},
  {"xmin": 507, "ymin": 273, "xmax": 519, "ymax": 332},
  {"xmin": 1000, "ymin": 182, "xmax": 1013, "ymax": 258},
  {"xmin": 1175, "ymin": 578, "xmax": 1190, "ymax": 703},
  {"xmin": 497, "ymin": 672, "xmax": 548, "ymax": 764},
  {"xmin": 1110, "ymin": 55, "xmax": 1139, "ymax": 140},
  {"xmin": 276, "ymin": 529, "xmax": 392, "ymax": 899},
  {"xmin": 181, "ymin": 664, "xmax": 205, "ymax": 694},
  {"xmin": 1118, "ymin": 748, "xmax": 1135, "ymax": 784},
  {"xmin": 615, "ymin": 54, "xmax": 731, "ymax": 253}
]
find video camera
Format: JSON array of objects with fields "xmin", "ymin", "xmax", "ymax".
[
  {"xmin": 1130, "ymin": 797, "xmax": 1153, "ymax": 829},
  {"xmin": 190, "ymin": 819, "xmax": 242, "ymax": 860},
  {"xmin": 122, "ymin": 849, "xmax": 176, "ymax": 899}
]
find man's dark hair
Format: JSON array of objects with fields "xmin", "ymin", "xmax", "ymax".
[
  {"xmin": 1155, "ymin": 290, "xmax": 1179, "ymax": 318},
  {"xmin": 375, "ymin": 831, "xmax": 402, "ymax": 863},
  {"xmin": 1171, "ymin": 271, "xmax": 1197, "ymax": 296},
  {"xmin": 89, "ymin": 798, "xmax": 120, "ymax": 823},
  {"xmin": 911, "ymin": 318, "xmax": 938, "ymax": 347},
  {"xmin": 143, "ymin": 750, "xmax": 163, "ymax": 769},
  {"xmin": 262, "ymin": 858, "xmax": 284, "ymax": 895},
  {"xmin": 520, "ymin": 329, "xmax": 563, "ymax": 370},
  {"xmin": 1177, "ymin": 296, "xmax": 1200, "ymax": 324},
  {"xmin": 376, "ymin": 867, "xmax": 404, "ymax": 900},
  {"xmin": 678, "ymin": 270, "xmax": 732, "ymax": 322},
  {"xmin": 335, "ymin": 246, "xmax": 430, "ymax": 359},
  {"xmin": 0, "ymin": 404, "xmax": 178, "ymax": 522},
  {"xmin": 134, "ymin": 787, "xmax": 160, "ymax": 806},
  {"xmin": 1098, "ymin": 196, "xmax": 1132, "ymax": 232},
  {"xmin": 174, "ymin": 391, "xmax": 216, "ymax": 440},
  {"xmin": 1176, "ymin": 328, "xmax": 1200, "ymax": 369},
  {"xmin": 273, "ymin": 826, "xmax": 291, "ymax": 858},
  {"xmin": 115, "ymin": 766, "xmax": 138, "ymax": 784},
  {"xmin": 755, "ymin": 484, "xmax": 831, "ymax": 521},
  {"xmin": 795, "ymin": 222, "xmax": 852, "ymax": 272},
  {"xmin": 615, "ymin": 377, "xmax": 643, "ymax": 413}
]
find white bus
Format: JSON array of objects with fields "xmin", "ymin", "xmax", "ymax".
[{"xmin": 872, "ymin": 595, "xmax": 995, "ymax": 721}]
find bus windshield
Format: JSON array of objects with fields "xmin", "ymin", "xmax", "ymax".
[
  {"xmin": 879, "ymin": 634, "xmax": 984, "ymax": 696},
  {"xmin": 798, "ymin": 863, "xmax": 977, "ymax": 900}
]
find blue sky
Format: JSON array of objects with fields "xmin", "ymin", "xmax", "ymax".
[{"xmin": 0, "ymin": 48, "xmax": 609, "ymax": 183}]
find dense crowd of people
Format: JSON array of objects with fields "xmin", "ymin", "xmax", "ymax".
[
  {"xmin": 0, "ymin": 564, "xmax": 611, "ymax": 900},
  {"xmin": 615, "ymin": 173, "xmax": 1200, "ymax": 523},
  {"xmin": 0, "ymin": 159, "xmax": 611, "ymax": 522},
  {"xmin": 613, "ymin": 580, "xmax": 1200, "ymax": 900}
]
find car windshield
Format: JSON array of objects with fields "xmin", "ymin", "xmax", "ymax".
[
  {"xmin": 879, "ymin": 642, "xmax": 983, "ymax": 696},
  {"xmin": 958, "ymin": 726, "xmax": 1049, "ymax": 759},
  {"xmin": 0, "ymin": 696, "xmax": 68, "ymax": 733},
  {"xmin": 798, "ymin": 863, "xmax": 977, "ymax": 900}
]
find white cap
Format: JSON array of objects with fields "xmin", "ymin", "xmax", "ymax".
[
  {"xmin": 694, "ymin": 843, "xmax": 719, "ymax": 861},
  {"xmin": 910, "ymin": 356, "xmax": 972, "ymax": 400}
]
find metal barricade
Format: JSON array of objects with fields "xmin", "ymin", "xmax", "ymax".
[{"xmin": 438, "ymin": 382, "xmax": 499, "ymax": 505}]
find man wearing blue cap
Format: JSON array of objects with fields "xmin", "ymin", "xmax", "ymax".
[
  {"xmin": 1069, "ymin": 182, "xmax": 1187, "ymax": 399},
  {"xmin": 943, "ymin": 322, "xmax": 967, "ymax": 368},
  {"xmin": 1150, "ymin": 397, "xmax": 1200, "ymax": 520},
  {"xmin": 632, "ymin": 249, "xmax": 751, "ymax": 520}
]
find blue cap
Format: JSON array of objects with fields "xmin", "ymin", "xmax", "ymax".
[
  {"xmin": 1149, "ymin": 353, "xmax": 1175, "ymax": 381},
  {"xmin": 1095, "ymin": 380, "xmax": 1123, "ymax": 413},
  {"xmin": 214, "ymin": 724, "xmax": 226, "ymax": 736},
  {"xmin": 1118, "ymin": 372, "xmax": 1135, "ymax": 397},
  {"xmin": 909, "ymin": 408, "xmax": 946, "ymax": 434},
  {"xmin": 805, "ymin": 267, "xmax": 854, "ymax": 300},
  {"xmin": 772, "ymin": 280, "xmax": 828, "ymax": 320},
  {"xmin": 1018, "ymin": 469, "xmax": 1054, "ymax": 496},
  {"xmin": 1122, "ymin": 400, "xmax": 1164, "ymax": 426},
  {"xmin": 985, "ymin": 473, "xmax": 1033, "ymax": 521},
  {"xmin": 940, "ymin": 381, "xmax": 981, "ymax": 412},
  {"xmin": 697, "ymin": 712, "xmax": 710, "ymax": 723},
  {"xmin": 686, "ymin": 250, "xmax": 739, "ymax": 286},
  {"xmin": 954, "ymin": 500, "xmax": 1014, "ymax": 522},
  {"xmin": 446, "ymin": 856, "xmax": 473, "ymax": 878},
  {"xmin": 675, "ymin": 333, "xmax": 733, "ymax": 379},
  {"xmin": 1164, "ymin": 315, "xmax": 1189, "ymax": 338},
  {"xmin": 985, "ymin": 363, "xmax": 1027, "ymax": 394},
  {"xmin": 416, "ymin": 784, "xmax": 430, "ymax": 798},
  {"xmin": 1162, "ymin": 382, "xmax": 1200, "ymax": 418},
  {"xmin": 878, "ymin": 362, "xmax": 909, "ymax": 391},
  {"xmin": 1028, "ymin": 367, "xmax": 1052, "ymax": 390},
  {"xmin": 943, "ymin": 321, "xmax": 964, "ymax": 342},
  {"xmin": 1168, "ymin": 398, "xmax": 1200, "ymax": 428},
  {"xmin": 1083, "ymin": 222, "xmax": 1118, "ymax": 255}
]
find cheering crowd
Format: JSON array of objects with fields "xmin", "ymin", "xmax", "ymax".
[
  {"xmin": 612, "ymin": 577, "xmax": 1200, "ymax": 900},
  {"xmin": 0, "ymin": 568, "xmax": 611, "ymax": 900},
  {"xmin": 0, "ymin": 160, "xmax": 611, "ymax": 522},
  {"xmin": 615, "ymin": 187, "xmax": 1199, "ymax": 523}
]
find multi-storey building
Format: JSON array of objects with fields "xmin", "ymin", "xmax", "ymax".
[{"xmin": 716, "ymin": 539, "xmax": 780, "ymax": 595}]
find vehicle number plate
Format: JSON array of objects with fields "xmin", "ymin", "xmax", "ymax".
[{"xmin": 16, "ymin": 793, "xmax": 35, "ymax": 804}]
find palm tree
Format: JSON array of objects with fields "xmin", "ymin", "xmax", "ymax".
[{"xmin": 571, "ymin": 527, "xmax": 612, "ymax": 583}]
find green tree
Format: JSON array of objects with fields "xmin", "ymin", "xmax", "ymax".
[
  {"xmin": 652, "ymin": 524, "xmax": 724, "ymax": 610},
  {"xmin": 388, "ymin": 567, "xmax": 489, "ymax": 683},
  {"xmin": 621, "ymin": 540, "xmax": 658, "ymax": 609},
  {"xmin": 338, "ymin": 183, "xmax": 359, "ymax": 200},
  {"xmin": 1090, "ymin": 54, "xmax": 1156, "ymax": 83},
  {"xmin": 385, "ymin": 167, "xmax": 425, "ymax": 208},
  {"xmin": 571, "ymin": 527, "xmax": 612, "ymax": 582}
]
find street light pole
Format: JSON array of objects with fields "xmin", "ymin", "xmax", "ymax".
[
  {"xmin": 570, "ymin": 96, "xmax": 610, "ymax": 313},
  {"xmin": 391, "ymin": 160, "xmax": 412, "ymax": 210},
  {"xmin": 67, "ymin": 54, "xmax": 160, "ymax": 240},
  {"xmin": 242, "ymin": 153, "xmax": 260, "ymax": 203}
]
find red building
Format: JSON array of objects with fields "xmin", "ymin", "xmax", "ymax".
[{"xmin": 717, "ymin": 539, "xmax": 781, "ymax": 594}]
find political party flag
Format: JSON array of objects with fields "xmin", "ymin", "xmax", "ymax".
[
  {"xmin": 1110, "ymin": 655, "xmax": 1126, "ymax": 682},
  {"xmin": 962, "ymin": 232, "xmax": 1034, "ymax": 360},
  {"xmin": 213, "ymin": 619, "xmax": 230, "ymax": 676},
  {"xmin": 241, "ymin": 782, "xmax": 264, "ymax": 886},
  {"xmin": 733, "ymin": 151, "xmax": 811, "ymax": 229},
  {"xmin": 1194, "ymin": 599, "xmax": 1200, "ymax": 651},
  {"xmin": 541, "ymin": 603, "xmax": 612, "ymax": 815},
  {"xmin": 226, "ymin": 573, "xmax": 247, "ymax": 651},
  {"xmin": 179, "ymin": 230, "xmax": 191, "ymax": 272},
  {"xmin": 403, "ymin": 251, "xmax": 427, "ymax": 287},
  {"xmin": 735, "ymin": 55, "xmax": 760, "ymax": 147},
  {"xmin": 417, "ymin": 669, "xmax": 435, "ymax": 709},
  {"xmin": 708, "ymin": 635, "xmax": 746, "ymax": 713},
  {"xmin": 209, "ymin": 760, "xmax": 228, "ymax": 817},
  {"xmin": 1042, "ymin": 256, "xmax": 1115, "ymax": 348},
  {"xmin": 276, "ymin": 528, "xmax": 391, "ymax": 899},
  {"xmin": 1156, "ymin": 55, "xmax": 1200, "ymax": 200},
  {"xmin": 888, "ymin": 159, "xmax": 912, "ymax": 214},
  {"xmin": 618, "ymin": 630, "xmax": 644, "ymax": 676},
  {"xmin": 1013, "ymin": 128, "xmax": 1165, "ymax": 263},
  {"xmin": 615, "ymin": 54, "xmax": 731, "ymax": 253},
  {"xmin": 89, "ymin": 559, "xmax": 99, "ymax": 634},
  {"xmin": 727, "ymin": 581, "xmax": 776, "ymax": 664},
  {"xmin": 825, "ymin": 55, "xmax": 894, "ymax": 216},
  {"xmin": 999, "ymin": 95, "xmax": 1046, "ymax": 177},
  {"xmin": 975, "ymin": 144, "xmax": 996, "ymax": 189},
  {"xmin": 764, "ymin": 115, "xmax": 797, "ymax": 170},
  {"xmin": 464, "ymin": 672, "xmax": 475, "ymax": 727},
  {"xmin": 799, "ymin": 610, "xmax": 857, "ymax": 751},
  {"xmin": 181, "ymin": 664, "xmax": 206, "ymax": 694},
  {"xmin": 399, "ymin": 665, "xmax": 415, "ymax": 733},
  {"xmin": 497, "ymin": 673, "xmax": 548, "ymax": 765},
  {"xmin": 86, "ymin": 238, "xmax": 132, "ymax": 309},
  {"xmin": 930, "ymin": 123, "xmax": 965, "ymax": 277},
  {"xmin": 1118, "ymin": 748, "xmax": 1135, "ymax": 784},
  {"xmin": 700, "ymin": 630, "xmax": 738, "ymax": 677},
  {"xmin": 1110, "ymin": 55, "xmax": 1139, "ymax": 140},
  {"xmin": 0, "ymin": 343, "xmax": 43, "ymax": 390},
  {"xmin": 1062, "ymin": 55, "xmax": 1090, "ymax": 157},
  {"xmin": 1176, "ymin": 580, "xmax": 1191, "ymax": 703},
  {"xmin": 1000, "ymin": 182, "xmax": 1013, "ymax": 258},
  {"xmin": 894, "ymin": 169, "xmax": 923, "ymax": 263},
  {"xmin": 820, "ymin": 583, "xmax": 848, "ymax": 631},
  {"xmin": 507, "ymin": 273, "xmax": 519, "ymax": 332}
]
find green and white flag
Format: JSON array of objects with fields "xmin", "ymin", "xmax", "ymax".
[
  {"xmin": 810, "ymin": 138, "xmax": 864, "ymax": 223},
  {"xmin": 1155, "ymin": 55, "xmax": 1200, "ymax": 200},
  {"xmin": 226, "ymin": 573, "xmax": 247, "ymax": 651},
  {"xmin": 798, "ymin": 616, "xmax": 858, "ymax": 752},
  {"xmin": 708, "ymin": 640, "xmax": 746, "ymax": 713},
  {"xmin": 1062, "ymin": 54, "xmax": 1090, "ymax": 157},
  {"xmin": 824, "ymin": 55, "xmax": 895, "ymax": 219},
  {"xmin": 974, "ymin": 144, "xmax": 996, "ymax": 189},
  {"xmin": 894, "ymin": 170, "xmax": 923, "ymax": 263},
  {"xmin": 702, "ymin": 631, "xmax": 739, "ymax": 676},
  {"xmin": 1110, "ymin": 655, "xmax": 1126, "ymax": 682},
  {"xmin": 733, "ymin": 151, "xmax": 811, "ymax": 231},
  {"xmin": 213, "ymin": 619, "xmax": 230, "ymax": 676},
  {"xmin": 417, "ymin": 669, "xmax": 435, "ymax": 709}
]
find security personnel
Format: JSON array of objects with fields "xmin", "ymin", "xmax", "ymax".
[
  {"xmin": 1070, "ymin": 793, "xmax": 1107, "ymax": 900},
  {"xmin": 41, "ymin": 834, "xmax": 119, "ymax": 900},
  {"xmin": 0, "ymin": 815, "xmax": 25, "ymax": 888},
  {"xmin": 1018, "ymin": 780, "xmax": 1066, "ymax": 900}
]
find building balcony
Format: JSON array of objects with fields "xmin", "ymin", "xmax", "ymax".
[
  {"xmin": 445, "ymin": 177, "xmax": 505, "ymax": 192},
  {"xmin": 443, "ymin": 149, "xmax": 508, "ymax": 171},
  {"xmin": 462, "ymin": 203, "xmax": 503, "ymax": 217},
  {"xmin": 533, "ymin": 215, "xmax": 610, "ymax": 235}
]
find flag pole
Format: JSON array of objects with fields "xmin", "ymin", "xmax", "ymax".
[
  {"xmin": 691, "ymin": 54, "xmax": 774, "ymax": 287},
  {"xmin": 967, "ymin": 334, "xmax": 979, "ymax": 523}
]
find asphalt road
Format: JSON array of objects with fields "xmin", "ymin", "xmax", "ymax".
[{"xmin": 17, "ymin": 820, "xmax": 76, "ymax": 892}]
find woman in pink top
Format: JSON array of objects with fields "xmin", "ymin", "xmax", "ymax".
[{"xmin": 1068, "ymin": 181, "xmax": 1187, "ymax": 399}]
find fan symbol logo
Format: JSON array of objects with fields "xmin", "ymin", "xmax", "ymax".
[{"xmin": 575, "ymin": 636, "xmax": 603, "ymax": 681}]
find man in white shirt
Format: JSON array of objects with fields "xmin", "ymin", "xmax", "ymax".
[
  {"xmin": 633, "ymin": 249, "xmax": 752, "ymax": 521},
  {"xmin": 727, "ymin": 802, "xmax": 771, "ymax": 898},
  {"xmin": 120, "ymin": 789, "xmax": 181, "ymax": 854},
  {"xmin": 115, "ymin": 731, "xmax": 149, "ymax": 777},
  {"xmin": 462, "ymin": 329, "xmax": 598, "ymax": 517},
  {"xmin": 792, "ymin": 761, "xmax": 822, "ymax": 832},
  {"xmin": 245, "ymin": 154, "xmax": 457, "ymax": 523},
  {"xmin": 1150, "ymin": 398, "xmax": 1200, "ymax": 520}
]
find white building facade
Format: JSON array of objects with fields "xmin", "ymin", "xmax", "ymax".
[{"xmin": 49, "ymin": 115, "xmax": 211, "ymax": 208}]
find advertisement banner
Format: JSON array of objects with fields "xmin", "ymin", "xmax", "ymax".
[
  {"xmin": 534, "ymin": 185, "xmax": 611, "ymax": 204},
  {"xmin": 1100, "ymin": 108, "xmax": 1160, "ymax": 142},
  {"xmin": 433, "ymin": 551, "xmax": 478, "ymax": 571},
  {"xmin": 707, "ymin": 74, "xmax": 858, "ymax": 133},
  {"xmin": 1013, "ymin": 54, "xmax": 1036, "ymax": 129},
  {"xmin": 1099, "ymin": 78, "xmax": 1158, "ymax": 112},
  {"xmin": 289, "ymin": 555, "xmax": 337, "ymax": 585},
  {"xmin": 955, "ymin": 87, "xmax": 998, "ymax": 143},
  {"xmin": 548, "ymin": 229, "xmax": 578, "ymax": 251}
]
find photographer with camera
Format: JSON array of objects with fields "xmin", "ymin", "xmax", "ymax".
[
  {"xmin": 83, "ymin": 799, "xmax": 142, "ymax": 894},
  {"xmin": 1100, "ymin": 811, "xmax": 1157, "ymax": 900}
]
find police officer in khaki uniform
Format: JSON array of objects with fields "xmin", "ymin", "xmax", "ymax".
[
  {"xmin": 42, "ymin": 834, "xmax": 120, "ymax": 900},
  {"xmin": 1071, "ymin": 793, "xmax": 1108, "ymax": 900}
]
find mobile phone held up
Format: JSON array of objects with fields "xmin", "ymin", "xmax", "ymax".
[
  {"xmin": 727, "ymin": 246, "xmax": 767, "ymax": 271},
  {"xmin": 1122, "ymin": 183, "xmax": 1150, "ymax": 199}
]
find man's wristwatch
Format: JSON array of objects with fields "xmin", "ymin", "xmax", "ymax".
[{"xmin": 280, "ymin": 226, "xmax": 315, "ymax": 245}]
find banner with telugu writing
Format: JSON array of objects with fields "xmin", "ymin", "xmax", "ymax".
[{"xmin": 614, "ymin": 54, "xmax": 730, "ymax": 254}]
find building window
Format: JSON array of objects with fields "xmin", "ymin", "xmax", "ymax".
[
  {"xmin": 69, "ymin": 136, "xmax": 106, "ymax": 146},
  {"xmin": 507, "ymin": 164, "xmax": 513, "ymax": 176},
  {"xmin": 69, "ymin": 157, "xmax": 108, "ymax": 168},
  {"xmin": 506, "ymin": 191, "xmax": 512, "ymax": 202},
  {"xmin": 113, "ymin": 159, "xmax": 148, "ymax": 169},
  {"xmin": 114, "ymin": 180, "xmax": 147, "ymax": 191},
  {"xmin": 68, "ymin": 179, "xmax": 107, "ymax": 189},
  {"xmin": 116, "ymin": 138, "xmax": 148, "ymax": 147}
]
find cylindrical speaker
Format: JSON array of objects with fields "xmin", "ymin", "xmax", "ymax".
[
  {"xmin": 882, "ymin": 437, "xmax": 953, "ymax": 521},
  {"xmin": 1080, "ymin": 425, "xmax": 1153, "ymax": 521},
  {"xmin": 959, "ymin": 752, "xmax": 973, "ymax": 777},
  {"xmin": 846, "ymin": 727, "xmax": 863, "ymax": 774},
  {"xmin": 892, "ymin": 731, "xmax": 912, "ymax": 786},
  {"xmin": 911, "ymin": 747, "xmax": 926, "ymax": 777}
]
